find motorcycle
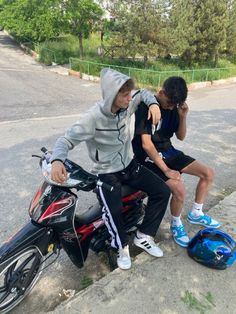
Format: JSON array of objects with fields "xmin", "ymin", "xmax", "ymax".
[{"xmin": 0, "ymin": 147, "xmax": 146, "ymax": 313}]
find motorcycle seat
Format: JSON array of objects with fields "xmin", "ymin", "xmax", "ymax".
[
  {"xmin": 121, "ymin": 185, "xmax": 138, "ymax": 197},
  {"xmin": 76, "ymin": 202, "xmax": 102, "ymax": 225},
  {"xmin": 75, "ymin": 185, "xmax": 140, "ymax": 224}
]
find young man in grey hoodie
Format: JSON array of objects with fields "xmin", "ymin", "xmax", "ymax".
[{"xmin": 51, "ymin": 68, "xmax": 170, "ymax": 270}]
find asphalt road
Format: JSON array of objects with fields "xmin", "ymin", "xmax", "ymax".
[
  {"xmin": 0, "ymin": 31, "xmax": 236, "ymax": 313},
  {"xmin": 0, "ymin": 31, "xmax": 106, "ymax": 313}
]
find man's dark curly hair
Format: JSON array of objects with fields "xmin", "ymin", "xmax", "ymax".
[{"xmin": 163, "ymin": 76, "xmax": 188, "ymax": 105}]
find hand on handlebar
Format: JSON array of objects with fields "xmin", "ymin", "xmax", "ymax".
[{"xmin": 51, "ymin": 160, "xmax": 68, "ymax": 183}]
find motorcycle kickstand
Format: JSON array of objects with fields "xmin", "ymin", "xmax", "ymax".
[{"xmin": 104, "ymin": 247, "xmax": 117, "ymax": 271}]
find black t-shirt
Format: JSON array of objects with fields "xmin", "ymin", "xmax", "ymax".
[{"xmin": 132, "ymin": 101, "xmax": 180, "ymax": 163}]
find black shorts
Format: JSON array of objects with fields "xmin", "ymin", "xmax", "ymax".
[{"xmin": 143, "ymin": 152, "xmax": 195, "ymax": 182}]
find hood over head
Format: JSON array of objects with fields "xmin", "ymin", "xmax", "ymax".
[{"xmin": 100, "ymin": 68, "xmax": 131, "ymax": 117}]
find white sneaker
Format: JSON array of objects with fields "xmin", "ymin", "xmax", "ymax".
[
  {"xmin": 134, "ymin": 232, "xmax": 163, "ymax": 257},
  {"xmin": 117, "ymin": 245, "xmax": 131, "ymax": 270}
]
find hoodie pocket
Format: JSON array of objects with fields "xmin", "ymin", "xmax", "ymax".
[{"xmin": 95, "ymin": 149, "xmax": 99, "ymax": 161}]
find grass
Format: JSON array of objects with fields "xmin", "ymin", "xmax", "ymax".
[
  {"xmin": 36, "ymin": 34, "xmax": 81, "ymax": 65},
  {"xmin": 181, "ymin": 290, "xmax": 216, "ymax": 314},
  {"xmin": 80, "ymin": 275, "xmax": 93, "ymax": 289},
  {"xmin": 36, "ymin": 33, "xmax": 101, "ymax": 65},
  {"xmin": 216, "ymin": 187, "xmax": 234, "ymax": 202}
]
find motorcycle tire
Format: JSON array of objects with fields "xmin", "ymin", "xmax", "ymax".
[{"xmin": 0, "ymin": 247, "xmax": 45, "ymax": 313}]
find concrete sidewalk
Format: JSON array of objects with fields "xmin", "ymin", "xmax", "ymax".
[{"xmin": 50, "ymin": 192, "xmax": 236, "ymax": 314}]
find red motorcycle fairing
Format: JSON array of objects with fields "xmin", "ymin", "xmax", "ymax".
[
  {"xmin": 29, "ymin": 181, "xmax": 77, "ymax": 226},
  {"xmin": 29, "ymin": 181, "xmax": 91, "ymax": 268}
]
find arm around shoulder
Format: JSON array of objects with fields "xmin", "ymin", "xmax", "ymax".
[{"xmin": 130, "ymin": 89, "xmax": 158, "ymax": 115}]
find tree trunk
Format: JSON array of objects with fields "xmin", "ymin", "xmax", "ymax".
[
  {"xmin": 144, "ymin": 54, "xmax": 148, "ymax": 68},
  {"xmin": 214, "ymin": 52, "xmax": 219, "ymax": 67},
  {"xmin": 101, "ymin": 31, "xmax": 104, "ymax": 43},
  {"xmin": 79, "ymin": 33, "xmax": 84, "ymax": 59}
]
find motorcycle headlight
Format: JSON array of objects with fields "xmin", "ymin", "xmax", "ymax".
[{"xmin": 41, "ymin": 159, "xmax": 84, "ymax": 188}]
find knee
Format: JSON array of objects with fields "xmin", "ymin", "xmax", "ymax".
[
  {"xmin": 204, "ymin": 167, "xmax": 215, "ymax": 182},
  {"xmin": 170, "ymin": 182, "xmax": 186, "ymax": 203}
]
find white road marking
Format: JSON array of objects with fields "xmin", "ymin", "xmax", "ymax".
[
  {"xmin": 0, "ymin": 114, "xmax": 81, "ymax": 125},
  {"xmin": 0, "ymin": 67, "xmax": 43, "ymax": 72}
]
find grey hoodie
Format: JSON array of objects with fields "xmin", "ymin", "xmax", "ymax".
[{"xmin": 51, "ymin": 68, "xmax": 158, "ymax": 174}]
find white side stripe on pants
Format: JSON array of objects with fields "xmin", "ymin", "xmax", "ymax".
[{"xmin": 98, "ymin": 186, "xmax": 123, "ymax": 249}]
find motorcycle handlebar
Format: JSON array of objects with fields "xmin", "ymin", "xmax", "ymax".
[
  {"xmin": 97, "ymin": 180, "xmax": 114, "ymax": 192},
  {"xmin": 39, "ymin": 147, "xmax": 114, "ymax": 192}
]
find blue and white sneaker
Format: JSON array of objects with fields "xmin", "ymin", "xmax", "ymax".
[
  {"xmin": 187, "ymin": 212, "xmax": 221, "ymax": 228},
  {"xmin": 170, "ymin": 224, "xmax": 189, "ymax": 247}
]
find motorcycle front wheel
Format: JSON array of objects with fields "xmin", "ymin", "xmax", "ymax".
[{"xmin": 0, "ymin": 247, "xmax": 45, "ymax": 313}]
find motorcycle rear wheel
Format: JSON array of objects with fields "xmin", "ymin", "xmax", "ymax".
[{"xmin": 0, "ymin": 247, "xmax": 45, "ymax": 313}]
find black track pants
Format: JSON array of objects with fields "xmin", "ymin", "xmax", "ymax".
[{"xmin": 98, "ymin": 159, "xmax": 170, "ymax": 249}]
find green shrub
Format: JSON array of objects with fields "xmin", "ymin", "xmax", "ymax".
[
  {"xmin": 37, "ymin": 35, "xmax": 81, "ymax": 65},
  {"xmin": 37, "ymin": 33, "xmax": 103, "ymax": 65},
  {"xmin": 36, "ymin": 33, "xmax": 236, "ymax": 87}
]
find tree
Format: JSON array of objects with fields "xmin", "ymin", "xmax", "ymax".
[
  {"xmin": 169, "ymin": 0, "xmax": 228, "ymax": 66},
  {"xmin": 0, "ymin": 0, "xmax": 63, "ymax": 42},
  {"xmin": 195, "ymin": 0, "xmax": 228, "ymax": 66},
  {"xmin": 168, "ymin": 0, "xmax": 196, "ymax": 65},
  {"xmin": 107, "ymin": 0, "xmax": 171, "ymax": 67},
  {"xmin": 226, "ymin": 0, "xmax": 236, "ymax": 56},
  {"xmin": 62, "ymin": 0, "xmax": 103, "ymax": 58}
]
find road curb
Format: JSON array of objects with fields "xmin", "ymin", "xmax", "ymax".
[
  {"xmin": 188, "ymin": 81, "xmax": 212, "ymax": 90},
  {"xmin": 3, "ymin": 30, "xmax": 39, "ymax": 60},
  {"xmin": 68, "ymin": 69, "xmax": 81, "ymax": 78},
  {"xmin": 186, "ymin": 77, "xmax": 236, "ymax": 90},
  {"xmin": 49, "ymin": 191, "xmax": 236, "ymax": 314}
]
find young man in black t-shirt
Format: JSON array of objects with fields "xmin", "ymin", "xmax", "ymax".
[{"xmin": 132, "ymin": 76, "xmax": 220, "ymax": 247}]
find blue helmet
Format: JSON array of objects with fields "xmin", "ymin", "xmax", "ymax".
[{"xmin": 187, "ymin": 228, "xmax": 236, "ymax": 270}]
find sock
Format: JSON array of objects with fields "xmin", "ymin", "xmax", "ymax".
[
  {"xmin": 190, "ymin": 202, "xmax": 204, "ymax": 217},
  {"xmin": 136, "ymin": 230, "xmax": 148, "ymax": 239},
  {"xmin": 171, "ymin": 215, "xmax": 182, "ymax": 227}
]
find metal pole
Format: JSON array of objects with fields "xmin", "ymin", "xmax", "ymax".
[{"xmin": 192, "ymin": 70, "xmax": 194, "ymax": 83}]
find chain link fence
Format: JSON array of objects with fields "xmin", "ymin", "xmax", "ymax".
[{"xmin": 69, "ymin": 58, "xmax": 236, "ymax": 88}]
